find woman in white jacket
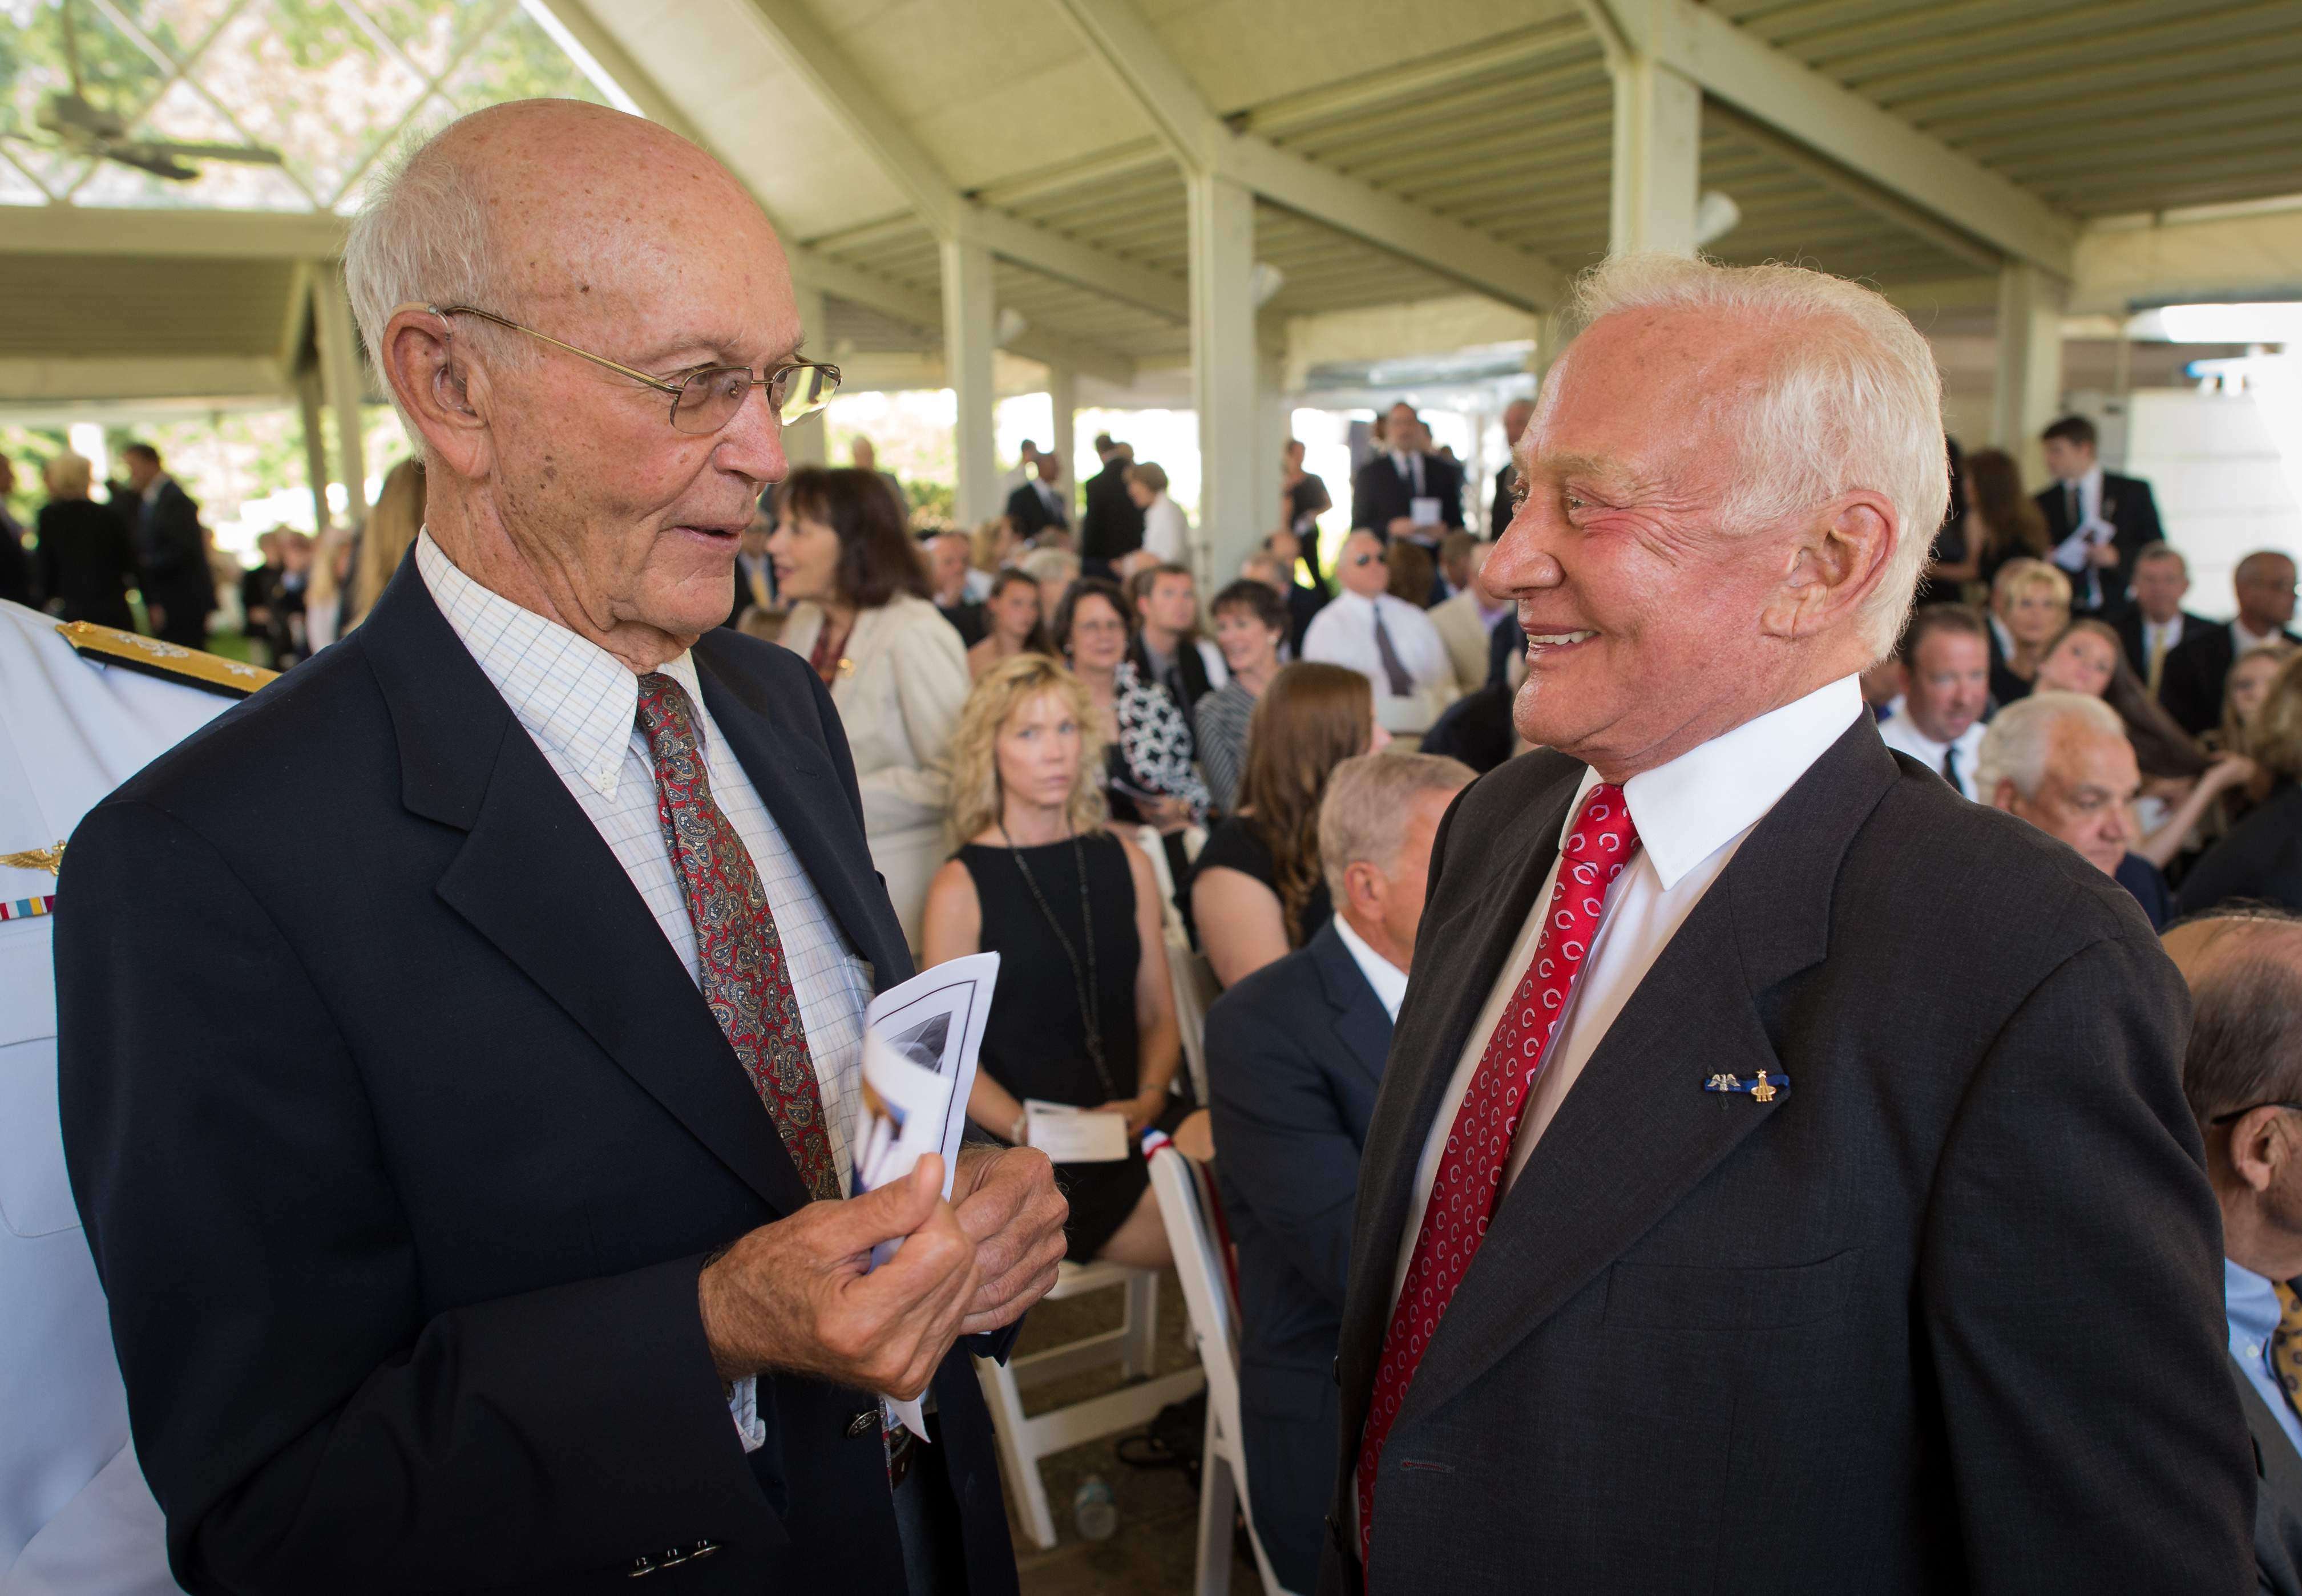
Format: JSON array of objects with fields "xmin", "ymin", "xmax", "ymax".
[{"xmin": 770, "ymin": 467, "xmax": 969, "ymax": 951}]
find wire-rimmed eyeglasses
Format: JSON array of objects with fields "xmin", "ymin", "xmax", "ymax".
[
  {"xmin": 2211, "ymin": 1100, "xmax": 2302, "ymax": 1125},
  {"xmin": 400, "ymin": 302, "xmax": 839, "ymax": 434}
]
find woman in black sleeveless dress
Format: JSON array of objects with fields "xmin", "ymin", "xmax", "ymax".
[{"xmin": 921, "ymin": 653, "xmax": 1182, "ymax": 1266}]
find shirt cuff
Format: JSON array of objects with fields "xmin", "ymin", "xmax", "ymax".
[{"xmin": 729, "ymin": 1375, "xmax": 766, "ymax": 1453}]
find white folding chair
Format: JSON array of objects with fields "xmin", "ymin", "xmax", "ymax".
[
  {"xmin": 1149, "ymin": 1145, "xmax": 1297, "ymax": 1596},
  {"xmin": 1139, "ymin": 824, "xmax": 1220, "ymax": 1108},
  {"xmin": 973, "ymin": 1258, "xmax": 1205, "ymax": 1550}
]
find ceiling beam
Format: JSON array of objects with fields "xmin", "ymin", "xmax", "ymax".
[
  {"xmin": 1705, "ymin": 102, "xmax": 2000, "ymax": 274},
  {"xmin": 735, "ymin": 0, "xmax": 1187, "ymax": 324},
  {"xmin": 0, "ymin": 207, "xmax": 348, "ymax": 260},
  {"xmin": 1050, "ymin": 0, "xmax": 1567, "ymax": 313},
  {"xmin": 1588, "ymin": 0, "xmax": 2077, "ymax": 277},
  {"xmin": 539, "ymin": 0, "xmax": 1139, "ymax": 386},
  {"xmin": 0, "ymin": 355, "xmax": 289, "ymax": 404}
]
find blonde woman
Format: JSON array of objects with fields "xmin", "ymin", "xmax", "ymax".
[
  {"xmin": 347, "ymin": 458, "xmax": 425, "ymax": 629},
  {"xmin": 1988, "ymin": 557, "xmax": 2070, "ymax": 705},
  {"xmin": 920, "ymin": 654, "xmax": 1178, "ymax": 1267}
]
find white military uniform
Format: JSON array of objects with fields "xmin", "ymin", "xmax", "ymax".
[{"xmin": 0, "ymin": 599, "xmax": 267, "ymax": 1595}]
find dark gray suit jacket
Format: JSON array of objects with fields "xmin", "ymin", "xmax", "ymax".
[
  {"xmin": 1323, "ymin": 718, "xmax": 2252, "ymax": 1595},
  {"xmin": 2234, "ymin": 1353, "xmax": 2302, "ymax": 1595},
  {"xmin": 1208, "ymin": 920, "xmax": 1391, "ymax": 1593}
]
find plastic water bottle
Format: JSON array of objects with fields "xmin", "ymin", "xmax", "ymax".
[{"xmin": 1073, "ymin": 1475, "xmax": 1118, "ymax": 1541}]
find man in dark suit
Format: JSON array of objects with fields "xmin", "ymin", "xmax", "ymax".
[
  {"xmin": 1324, "ymin": 254, "xmax": 2249, "ymax": 1594},
  {"xmin": 2036, "ymin": 413, "xmax": 2165, "ymax": 616},
  {"xmin": 1003, "ymin": 452, "xmax": 1068, "ymax": 543},
  {"xmin": 1208, "ymin": 751, "xmax": 1471, "ymax": 1593},
  {"xmin": 1077, "ymin": 435, "xmax": 1142, "ymax": 569},
  {"xmin": 120, "ymin": 442, "xmax": 215, "ymax": 648},
  {"xmin": 2159, "ymin": 548, "xmax": 2302, "ymax": 736},
  {"xmin": 1350, "ymin": 403, "xmax": 1463, "ymax": 539},
  {"xmin": 2167, "ymin": 910, "xmax": 2302, "ymax": 1595},
  {"xmin": 1488, "ymin": 396, "xmax": 1533, "ymax": 539},
  {"xmin": 56, "ymin": 100, "xmax": 1064, "ymax": 1596},
  {"xmin": 2113, "ymin": 540, "xmax": 2215, "ymax": 694}
]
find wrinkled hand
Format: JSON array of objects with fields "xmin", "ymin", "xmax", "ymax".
[
  {"xmin": 951, "ymin": 1144, "xmax": 1068, "ymax": 1336},
  {"xmin": 698, "ymin": 1155, "xmax": 978, "ymax": 1400}
]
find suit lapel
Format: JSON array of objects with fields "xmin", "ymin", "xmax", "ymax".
[
  {"xmin": 360, "ymin": 557, "xmax": 816, "ymax": 1218},
  {"xmin": 1340, "ymin": 757, "xmax": 1583, "ymax": 1386},
  {"xmin": 1391, "ymin": 722, "xmax": 1901, "ymax": 1427},
  {"xmin": 692, "ymin": 632, "xmax": 914, "ymax": 989},
  {"xmin": 1311, "ymin": 924, "xmax": 1391, "ymax": 1087}
]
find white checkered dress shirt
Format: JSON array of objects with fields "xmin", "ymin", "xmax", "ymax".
[{"xmin": 418, "ymin": 533, "xmax": 876, "ymax": 1449}]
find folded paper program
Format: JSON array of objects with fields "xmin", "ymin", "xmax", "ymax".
[{"xmin": 850, "ymin": 952, "xmax": 1001, "ymax": 1440}]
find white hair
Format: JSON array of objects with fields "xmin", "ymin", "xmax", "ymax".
[
  {"xmin": 342, "ymin": 121, "xmax": 534, "ymax": 423},
  {"xmin": 1318, "ymin": 752, "xmax": 1475, "ymax": 902},
  {"xmin": 1973, "ymin": 691, "xmax": 2126, "ymax": 802},
  {"xmin": 1567, "ymin": 253, "xmax": 1948, "ymax": 659}
]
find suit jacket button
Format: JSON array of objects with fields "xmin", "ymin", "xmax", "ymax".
[
  {"xmin": 627, "ymin": 1554, "xmax": 657, "ymax": 1578},
  {"xmin": 847, "ymin": 1409, "xmax": 878, "ymax": 1438}
]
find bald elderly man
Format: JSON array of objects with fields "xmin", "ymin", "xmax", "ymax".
[
  {"xmin": 1327, "ymin": 255, "xmax": 2250, "ymax": 1593},
  {"xmin": 56, "ymin": 102, "xmax": 1064, "ymax": 1595}
]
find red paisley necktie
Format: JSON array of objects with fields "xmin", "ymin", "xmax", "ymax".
[
  {"xmin": 1356, "ymin": 782, "xmax": 1642, "ymax": 1573},
  {"xmin": 635, "ymin": 673, "xmax": 841, "ymax": 1203}
]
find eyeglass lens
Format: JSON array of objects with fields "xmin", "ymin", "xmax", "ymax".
[{"xmin": 669, "ymin": 363, "xmax": 839, "ymax": 434}]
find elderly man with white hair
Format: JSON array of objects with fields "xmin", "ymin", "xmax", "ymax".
[
  {"xmin": 1977, "ymin": 689, "xmax": 2175, "ymax": 928},
  {"xmin": 54, "ymin": 101, "xmax": 1065, "ymax": 1595},
  {"xmin": 1327, "ymin": 255, "xmax": 2249, "ymax": 1593}
]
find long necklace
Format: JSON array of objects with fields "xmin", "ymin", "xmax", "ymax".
[{"xmin": 999, "ymin": 818, "xmax": 1115, "ymax": 1101}]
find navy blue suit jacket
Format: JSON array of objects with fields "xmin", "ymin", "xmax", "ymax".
[
  {"xmin": 56, "ymin": 552, "xmax": 1017, "ymax": 1595},
  {"xmin": 1207, "ymin": 920, "xmax": 1391, "ymax": 1591}
]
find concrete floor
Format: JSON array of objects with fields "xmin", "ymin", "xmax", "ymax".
[{"xmin": 997, "ymin": 1267, "xmax": 1263, "ymax": 1596}]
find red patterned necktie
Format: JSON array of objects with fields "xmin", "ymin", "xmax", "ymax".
[
  {"xmin": 635, "ymin": 673, "xmax": 840, "ymax": 1203},
  {"xmin": 1356, "ymin": 782, "xmax": 1642, "ymax": 1573}
]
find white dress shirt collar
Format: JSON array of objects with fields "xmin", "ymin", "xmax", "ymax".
[
  {"xmin": 2238, "ymin": 618, "xmax": 2282, "ymax": 653},
  {"xmin": 1333, "ymin": 913, "xmax": 1408, "ymax": 1021},
  {"xmin": 1608, "ymin": 674, "xmax": 1864, "ymax": 890},
  {"xmin": 417, "ymin": 530, "xmax": 703, "ymax": 801}
]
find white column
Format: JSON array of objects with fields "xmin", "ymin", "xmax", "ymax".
[
  {"xmin": 785, "ymin": 282, "xmax": 829, "ymax": 469},
  {"xmin": 940, "ymin": 237, "xmax": 1000, "ymax": 527},
  {"xmin": 1253, "ymin": 342, "xmax": 1287, "ymax": 563},
  {"xmin": 1047, "ymin": 362, "xmax": 1079, "ymax": 523},
  {"xmin": 1606, "ymin": 55, "xmax": 1701, "ymax": 257},
  {"xmin": 1992, "ymin": 260, "xmax": 2067, "ymax": 486},
  {"xmin": 296, "ymin": 365, "xmax": 333, "ymax": 535},
  {"xmin": 1188, "ymin": 172, "xmax": 1257, "ymax": 595},
  {"xmin": 312, "ymin": 263, "xmax": 369, "ymax": 527}
]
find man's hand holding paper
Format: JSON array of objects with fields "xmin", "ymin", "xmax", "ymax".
[{"xmin": 696, "ymin": 1155, "xmax": 979, "ymax": 1400}]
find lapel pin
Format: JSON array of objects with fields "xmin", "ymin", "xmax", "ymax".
[{"xmin": 1703, "ymin": 1069, "xmax": 1790, "ymax": 1102}]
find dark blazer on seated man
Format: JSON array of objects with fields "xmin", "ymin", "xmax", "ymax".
[
  {"xmin": 2161, "ymin": 619, "xmax": 2302, "ymax": 737},
  {"xmin": 55, "ymin": 553, "xmax": 1025, "ymax": 1595},
  {"xmin": 1326, "ymin": 722, "xmax": 2251, "ymax": 1594},
  {"xmin": 1207, "ymin": 922, "xmax": 1392, "ymax": 1591},
  {"xmin": 2113, "ymin": 601, "xmax": 2214, "ymax": 683}
]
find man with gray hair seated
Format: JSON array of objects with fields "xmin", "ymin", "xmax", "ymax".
[
  {"xmin": 2165, "ymin": 908, "xmax": 2302, "ymax": 1594},
  {"xmin": 1205, "ymin": 751, "xmax": 1473, "ymax": 1594},
  {"xmin": 55, "ymin": 100, "xmax": 1065, "ymax": 1594},
  {"xmin": 1977, "ymin": 689, "xmax": 2174, "ymax": 928},
  {"xmin": 1331, "ymin": 252, "xmax": 2246, "ymax": 1591}
]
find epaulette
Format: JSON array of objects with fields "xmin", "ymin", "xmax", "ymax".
[{"xmin": 55, "ymin": 622, "xmax": 278, "ymax": 700}]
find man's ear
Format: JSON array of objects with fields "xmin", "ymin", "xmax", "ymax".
[
  {"xmin": 1341, "ymin": 859, "xmax": 1385, "ymax": 922},
  {"xmin": 2230, "ymin": 1107, "xmax": 2291, "ymax": 1194},
  {"xmin": 1760, "ymin": 491, "xmax": 1897, "ymax": 644},
  {"xmin": 1990, "ymin": 778, "xmax": 2021, "ymax": 815},
  {"xmin": 377, "ymin": 305, "xmax": 495, "ymax": 482}
]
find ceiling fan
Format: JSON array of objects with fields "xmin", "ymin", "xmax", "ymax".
[{"xmin": 15, "ymin": 0, "xmax": 284, "ymax": 180}]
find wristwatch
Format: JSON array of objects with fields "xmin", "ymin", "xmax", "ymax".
[{"xmin": 1010, "ymin": 1113, "xmax": 1029, "ymax": 1147}]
